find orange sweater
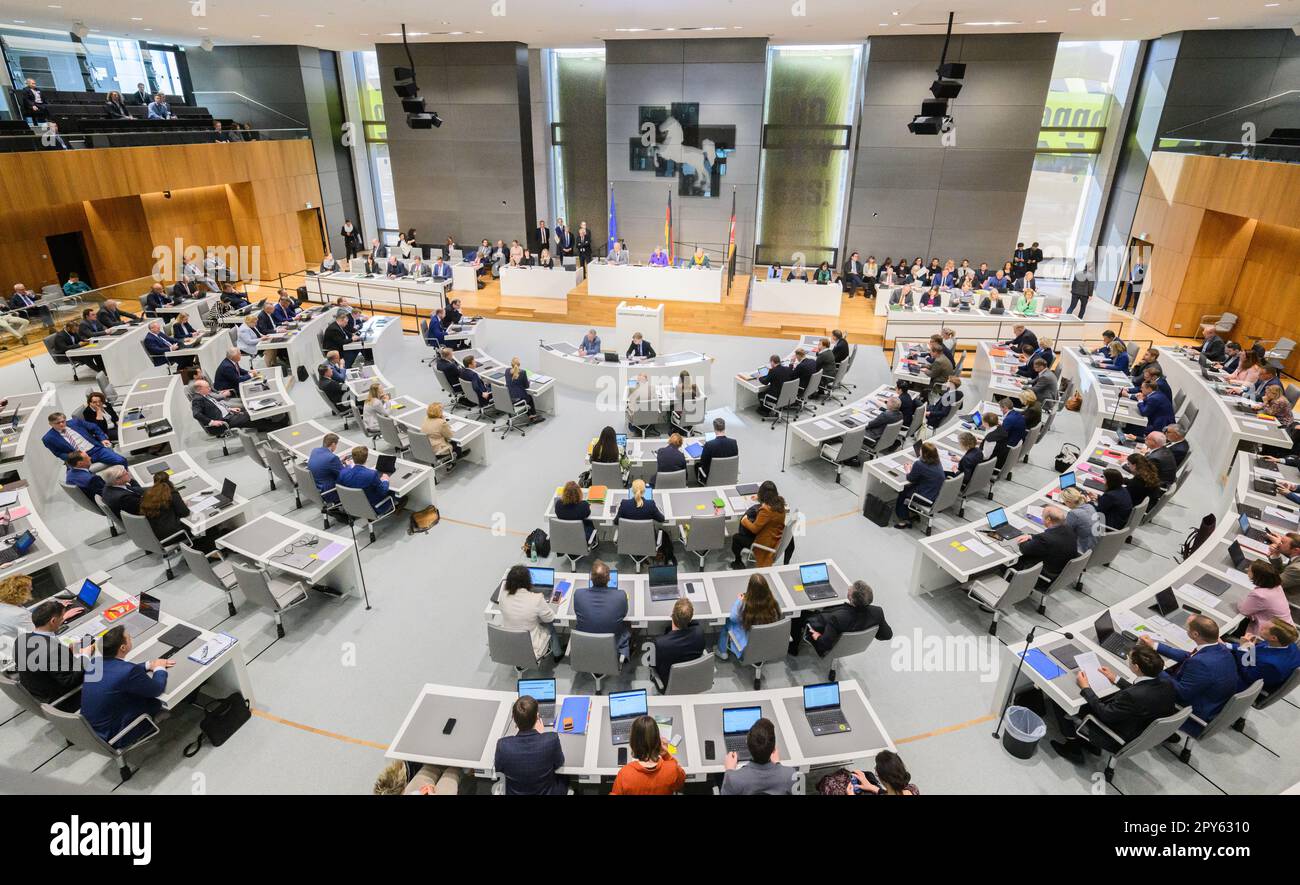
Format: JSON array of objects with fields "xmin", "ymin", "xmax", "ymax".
[
  {"xmin": 610, "ymin": 753, "xmax": 685, "ymax": 795},
  {"xmin": 741, "ymin": 505, "xmax": 785, "ymax": 567}
]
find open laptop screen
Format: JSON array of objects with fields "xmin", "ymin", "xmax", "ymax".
[
  {"xmin": 517, "ymin": 678, "xmax": 556, "ymax": 703},
  {"xmin": 1058, "ymin": 472, "xmax": 1076, "ymax": 490},
  {"xmin": 527, "ymin": 567, "xmax": 555, "ymax": 588},
  {"xmin": 986, "ymin": 508, "xmax": 1009, "ymax": 529},
  {"xmin": 722, "ymin": 706, "xmax": 763, "ymax": 736},
  {"xmin": 608, "ymin": 689, "xmax": 647, "ymax": 720},
  {"xmin": 800, "ymin": 563, "xmax": 830, "ymax": 585},
  {"xmin": 803, "ymin": 682, "xmax": 841, "ymax": 712}
]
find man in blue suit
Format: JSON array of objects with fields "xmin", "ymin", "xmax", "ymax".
[
  {"xmin": 1000, "ymin": 398, "xmax": 1028, "ymax": 447},
  {"xmin": 1135, "ymin": 379, "xmax": 1175, "ymax": 436},
  {"xmin": 42, "ymin": 412, "xmax": 127, "ymax": 467},
  {"xmin": 307, "ymin": 433, "xmax": 344, "ymax": 504},
  {"xmin": 696, "ymin": 417, "xmax": 739, "ymax": 484},
  {"xmin": 255, "ymin": 301, "xmax": 280, "ymax": 335},
  {"xmin": 143, "ymin": 283, "xmax": 173, "ymax": 313},
  {"xmin": 425, "ymin": 308, "xmax": 446, "ymax": 347},
  {"xmin": 9, "ymin": 283, "xmax": 54, "ymax": 329},
  {"xmin": 1016, "ymin": 342, "xmax": 1054, "ymax": 379},
  {"xmin": 142, "ymin": 320, "xmax": 180, "ymax": 367},
  {"xmin": 429, "ymin": 257, "xmax": 452, "ymax": 281},
  {"xmin": 1141, "ymin": 615, "xmax": 1238, "ymax": 736},
  {"xmin": 337, "ymin": 446, "xmax": 395, "ymax": 515},
  {"xmin": 80, "ymin": 625, "xmax": 173, "ymax": 747},
  {"xmin": 214, "ymin": 347, "xmax": 252, "ymax": 395},
  {"xmin": 493, "ymin": 695, "xmax": 567, "ymax": 795},
  {"xmin": 64, "ymin": 451, "xmax": 105, "ymax": 505},
  {"xmin": 572, "ymin": 559, "xmax": 629, "ymax": 661},
  {"xmin": 271, "ymin": 292, "xmax": 299, "ymax": 323}
]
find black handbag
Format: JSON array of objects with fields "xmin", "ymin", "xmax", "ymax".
[
  {"xmin": 183, "ymin": 691, "xmax": 250, "ymax": 757},
  {"xmin": 1053, "ymin": 443, "xmax": 1081, "ymax": 474}
]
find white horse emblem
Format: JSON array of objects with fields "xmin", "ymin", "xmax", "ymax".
[{"xmin": 643, "ymin": 116, "xmax": 717, "ymax": 190}]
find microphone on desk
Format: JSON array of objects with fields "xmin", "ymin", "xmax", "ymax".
[{"xmin": 992, "ymin": 624, "xmax": 1074, "ymax": 740}]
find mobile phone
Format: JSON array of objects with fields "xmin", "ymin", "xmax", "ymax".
[
  {"xmin": 442, "ymin": 717, "xmax": 457, "ymax": 735},
  {"xmin": 617, "ymin": 746, "xmax": 628, "ymax": 765},
  {"xmin": 669, "ymin": 734, "xmax": 682, "ymax": 750},
  {"xmin": 704, "ymin": 739, "xmax": 715, "ymax": 760}
]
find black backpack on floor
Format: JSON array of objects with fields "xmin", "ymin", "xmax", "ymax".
[{"xmin": 524, "ymin": 528, "xmax": 550, "ymax": 559}]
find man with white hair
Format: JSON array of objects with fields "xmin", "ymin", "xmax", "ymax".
[
  {"xmin": 101, "ymin": 466, "xmax": 144, "ymax": 519},
  {"xmin": 10, "ymin": 283, "xmax": 54, "ymax": 329},
  {"xmin": 191, "ymin": 378, "xmax": 251, "ymax": 435},
  {"xmin": 1143, "ymin": 430, "xmax": 1177, "ymax": 485},
  {"xmin": 0, "ymin": 293, "xmax": 31, "ymax": 341},
  {"xmin": 864, "ymin": 396, "xmax": 903, "ymax": 445},
  {"xmin": 1199, "ymin": 324, "xmax": 1225, "ymax": 363},
  {"xmin": 214, "ymin": 346, "xmax": 253, "ymax": 396},
  {"xmin": 1012, "ymin": 505, "xmax": 1078, "ymax": 577},
  {"xmin": 96, "ymin": 298, "xmax": 139, "ymax": 328},
  {"xmin": 142, "ymin": 319, "xmax": 181, "ymax": 367},
  {"xmin": 1163, "ymin": 424, "xmax": 1190, "ymax": 467}
]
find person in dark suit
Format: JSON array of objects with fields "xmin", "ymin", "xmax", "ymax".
[
  {"xmin": 758, "ymin": 355, "xmax": 796, "ymax": 416},
  {"xmin": 321, "ymin": 313, "xmax": 359, "ymax": 368},
  {"xmin": 896, "ymin": 388, "xmax": 918, "ymax": 429},
  {"xmin": 15, "ymin": 601, "xmax": 88, "ymax": 707},
  {"xmin": 792, "ymin": 348, "xmax": 817, "ymax": 392},
  {"xmin": 104, "ymin": 90, "xmax": 131, "ymax": 119},
  {"xmin": 554, "ymin": 480, "xmax": 595, "ymax": 544},
  {"xmin": 614, "ymin": 479, "xmax": 674, "ymax": 565},
  {"xmin": 362, "ymin": 254, "xmax": 382, "ymax": 275},
  {"xmin": 1093, "ymin": 468, "xmax": 1134, "ymax": 530},
  {"xmin": 79, "ymin": 625, "xmax": 173, "ymax": 747},
  {"xmin": 789, "ymin": 580, "xmax": 893, "ymax": 657},
  {"xmin": 865, "ymin": 398, "xmax": 903, "ymax": 445},
  {"xmin": 1012, "ymin": 506, "xmax": 1078, "ymax": 576},
  {"xmin": 1002, "ymin": 324, "xmax": 1038, "ymax": 353},
  {"xmin": 1165, "ymin": 425, "xmax": 1191, "ymax": 467},
  {"xmin": 170, "ymin": 313, "xmax": 197, "ymax": 341},
  {"xmin": 141, "ymin": 321, "xmax": 180, "ymax": 367},
  {"xmin": 895, "ymin": 442, "xmax": 946, "ymax": 529},
  {"xmin": 1000, "ymin": 399, "xmax": 1028, "ymax": 448},
  {"xmin": 576, "ymin": 221, "xmax": 593, "ymax": 268},
  {"xmin": 383, "ymin": 255, "xmax": 407, "ymax": 278},
  {"xmin": 696, "ymin": 417, "xmax": 738, "ymax": 483},
  {"xmin": 101, "ymin": 467, "xmax": 144, "ymax": 519},
  {"xmin": 494, "ymin": 695, "xmax": 566, "ymax": 795},
  {"xmin": 436, "ymin": 347, "xmax": 464, "ymax": 400},
  {"xmin": 191, "ymin": 379, "xmax": 251, "ymax": 434},
  {"xmin": 170, "ymin": 277, "xmax": 197, "ymax": 302},
  {"xmin": 831, "ymin": 329, "xmax": 850, "ymax": 364},
  {"xmin": 1143, "ymin": 432, "xmax": 1178, "ymax": 486},
  {"xmin": 77, "ymin": 307, "xmax": 106, "ymax": 340},
  {"xmin": 626, "ymin": 332, "xmax": 656, "ymax": 359},
  {"xmin": 272, "ymin": 294, "xmax": 299, "ymax": 324},
  {"xmin": 19, "ymin": 78, "xmax": 47, "ymax": 123},
  {"xmin": 813, "ymin": 338, "xmax": 836, "ymax": 388},
  {"xmin": 553, "ymin": 218, "xmax": 574, "ymax": 262},
  {"xmin": 64, "ymin": 452, "xmax": 105, "ymax": 505},
  {"xmin": 650, "ymin": 598, "xmax": 705, "ymax": 690},
  {"xmin": 254, "ymin": 301, "xmax": 280, "ymax": 336},
  {"xmin": 9, "ymin": 284, "xmax": 53, "ymax": 328},
  {"xmin": 980, "ymin": 411, "xmax": 1011, "ymax": 467},
  {"xmin": 655, "ymin": 434, "xmax": 688, "ymax": 481},
  {"xmin": 128, "ymin": 83, "xmax": 151, "ymax": 105},
  {"xmin": 533, "ymin": 219, "xmax": 551, "ymax": 254},
  {"xmin": 572, "ymin": 559, "xmax": 630, "ymax": 660},
  {"xmin": 49, "ymin": 321, "xmax": 81, "ymax": 358},
  {"xmin": 1199, "ymin": 325, "xmax": 1226, "ymax": 363},
  {"xmin": 951, "ymin": 432, "xmax": 984, "ymax": 489},
  {"xmin": 42, "ymin": 412, "xmax": 126, "ymax": 467},
  {"xmin": 316, "ymin": 364, "xmax": 348, "ymax": 412},
  {"xmin": 842, "ymin": 252, "xmax": 865, "ymax": 297},
  {"xmin": 307, "ymin": 434, "xmax": 343, "ymax": 503},
  {"xmin": 139, "ymin": 473, "xmax": 201, "ymax": 549},
  {"xmin": 1141, "ymin": 615, "xmax": 1240, "ymax": 736},
  {"xmin": 214, "ymin": 348, "xmax": 252, "ymax": 395},
  {"xmin": 1135, "ymin": 380, "xmax": 1175, "ymax": 436},
  {"xmin": 337, "ymin": 446, "xmax": 395, "ymax": 515},
  {"xmin": 460, "ymin": 355, "xmax": 493, "ymax": 406},
  {"xmin": 1050, "ymin": 643, "xmax": 1178, "ymax": 762}
]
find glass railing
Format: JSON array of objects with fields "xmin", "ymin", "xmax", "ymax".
[
  {"xmin": 0, "ymin": 126, "xmax": 309, "ymax": 152},
  {"xmin": 189, "ymin": 91, "xmax": 309, "ymax": 129},
  {"xmin": 1157, "ymin": 91, "xmax": 1300, "ymax": 164}
]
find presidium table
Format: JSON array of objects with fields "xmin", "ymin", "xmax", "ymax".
[
  {"xmin": 538, "ymin": 341, "xmax": 713, "ymax": 393},
  {"xmin": 586, "ymin": 262, "xmax": 723, "ymax": 303}
]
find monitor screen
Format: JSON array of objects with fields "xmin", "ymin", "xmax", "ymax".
[
  {"xmin": 648, "ymin": 564, "xmax": 677, "ymax": 587},
  {"xmin": 608, "ymin": 689, "xmax": 647, "ymax": 720},
  {"xmin": 517, "ymin": 678, "xmax": 556, "ymax": 703},
  {"xmin": 615, "ymin": 434, "xmax": 627, "ymax": 448},
  {"xmin": 374, "ymin": 454, "xmax": 398, "ymax": 475},
  {"xmin": 1058, "ymin": 472, "xmax": 1076, "ymax": 490},
  {"xmin": 138, "ymin": 591, "xmax": 160, "ymax": 622},
  {"xmin": 609, "ymin": 569, "xmax": 619, "ymax": 588},
  {"xmin": 800, "ymin": 563, "xmax": 830, "ymax": 585},
  {"xmin": 221, "ymin": 478, "xmax": 237, "ymax": 500},
  {"xmin": 972, "ymin": 412, "xmax": 982, "ymax": 429},
  {"xmin": 1238, "ymin": 513, "xmax": 1250, "ymax": 533},
  {"xmin": 722, "ymin": 706, "xmax": 763, "ymax": 735},
  {"xmin": 527, "ymin": 567, "xmax": 555, "ymax": 588},
  {"xmin": 803, "ymin": 682, "xmax": 841, "ymax": 711},
  {"xmin": 986, "ymin": 508, "xmax": 1008, "ymax": 529},
  {"xmin": 76, "ymin": 578, "xmax": 102, "ymax": 608}
]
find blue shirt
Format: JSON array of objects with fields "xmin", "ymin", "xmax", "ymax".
[
  {"xmin": 307, "ymin": 446, "xmax": 342, "ymax": 497},
  {"xmin": 577, "ymin": 336, "xmax": 601, "ymax": 356},
  {"xmin": 1231, "ymin": 642, "xmax": 1300, "ymax": 693}
]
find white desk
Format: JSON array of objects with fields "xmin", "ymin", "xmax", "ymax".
[
  {"xmin": 788, "ymin": 384, "xmax": 895, "ymax": 466},
  {"xmin": 306, "ymin": 271, "xmax": 448, "ymax": 313},
  {"xmin": 970, "ymin": 341, "xmax": 1035, "ymax": 404},
  {"xmin": 1057, "ymin": 346, "xmax": 1146, "ymax": 433},
  {"xmin": 2, "ymin": 388, "xmax": 60, "ymax": 504},
  {"xmin": 450, "ymin": 263, "xmax": 479, "ymax": 293},
  {"xmin": 500, "ymin": 265, "xmax": 581, "ymax": 300},
  {"xmin": 216, "ymin": 512, "xmax": 362, "ymax": 598},
  {"xmin": 256, "ymin": 306, "xmax": 337, "ymax": 379},
  {"xmin": 750, "ymin": 277, "xmax": 842, "ymax": 316},
  {"xmin": 152, "ymin": 294, "xmax": 222, "ymax": 331},
  {"xmin": 386, "ymin": 679, "xmax": 890, "ymax": 785},
  {"xmin": 117, "ymin": 375, "xmax": 185, "ymax": 456},
  {"xmin": 457, "ymin": 348, "xmax": 557, "ymax": 416},
  {"xmin": 346, "ymin": 315, "xmax": 403, "ymax": 373},
  {"xmin": 168, "ymin": 328, "xmax": 228, "ymax": 380},
  {"xmin": 0, "ymin": 488, "xmax": 71, "ymax": 588},
  {"xmin": 267, "ymin": 419, "xmax": 436, "ymax": 509},
  {"xmin": 239, "ymin": 373, "xmax": 297, "ymax": 426},
  {"xmin": 587, "ymin": 263, "xmax": 723, "ymax": 303},
  {"xmin": 127, "ymin": 450, "xmax": 251, "ymax": 539},
  {"xmin": 539, "ymin": 341, "xmax": 712, "ymax": 394},
  {"xmin": 66, "ymin": 323, "xmax": 153, "ymax": 388},
  {"xmin": 387, "ymin": 395, "xmax": 491, "ymax": 466}
]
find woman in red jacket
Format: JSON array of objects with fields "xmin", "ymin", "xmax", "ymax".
[{"xmin": 611, "ymin": 716, "xmax": 685, "ymax": 795}]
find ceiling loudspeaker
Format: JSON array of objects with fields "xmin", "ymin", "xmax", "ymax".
[
  {"xmin": 200, "ymin": 38, "xmax": 215, "ymax": 52},
  {"xmin": 393, "ymin": 24, "xmax": 442, "ymax": 130}
]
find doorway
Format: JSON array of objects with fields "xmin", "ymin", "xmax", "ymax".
[
  {"xmin": 297, "ymin": 208, "xmax": 326, "ymax": 266},
  {"xmin": 1115, "ymin": 236, "xmax": 1150, "ymax": 314},
  {"xmin": 45, "ymin": 232, "xmax": 93, "ymax": 290}
]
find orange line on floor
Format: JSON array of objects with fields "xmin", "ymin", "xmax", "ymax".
[
  {"xmin": 894, "ymin": 713, "xmax": 998, "ymax": 745},
  {"xmin": 251, "ymin": 708, "xmax": 389, "ymax": 751},
  {"xmin": 437, "ymin": 515, "xmax": 529, "ymax": 537}
]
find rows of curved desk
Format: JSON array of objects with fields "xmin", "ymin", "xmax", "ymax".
[
  {"xmin": 266, "ymin": 419, "xmax": 437, "ymax": 509},
  {"xmin": 305, "ymin": 271, "xmax": 449, "ymax": 313},
  {"xmin": 542, "ymin": 481, "xmax": 768, "ymax": 530},
  {"xmin": 127, "ymin": 450, "xmax": 252, "ymax": 540},
  {"xmin": 1057, "ymin": 346, "xmax": 1147, "ymax": 433},
  {"xmin": 539, "ymin": 341, "xmax": 712, "ymax": 394}
]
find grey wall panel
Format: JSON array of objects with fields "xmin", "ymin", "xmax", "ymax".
[
  {"xmin": 606, "ymin": 40, "xmax": 686, "ymax": 65},
  {"xmin": 683, "ymin": 38, "xmax": 766, "ymax": 64},
  {"xmin": 850, "ymin": 187, "xmax": 939, "ymax": 223},
  {"xmin": 606, "ymin": 64, "xmax": 687, "ymax": 105},
  {"xmin": 937, "ymin": 150, "xmax": 1036, "ymax": 192},
  {"xmin": 853, "ymin": 147, "xmax": 945, "ymax": 190},
  {"xmin": 682, "ymin": 63, "xmax": 768, "ymax": 105},
  {"xmin": 933, "ymin": 189, "xmax": 1027, "ymax": 225}
]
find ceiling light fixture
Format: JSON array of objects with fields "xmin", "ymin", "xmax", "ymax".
[{"xmin": 964, "ymin": 20, "xmax": 1020, "ymax": 26}]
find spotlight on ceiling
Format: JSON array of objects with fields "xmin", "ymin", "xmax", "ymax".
[{"xmin": 392, "ymin": 26, "xmax": 442, "ymax": 131}]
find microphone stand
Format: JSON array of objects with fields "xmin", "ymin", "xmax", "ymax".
[
  {"xmin": 344, "ymin": 518, "xmax": 373, "ymax": 612},
  {"xmin": 28, "ymin": 358, "xmax": 42, "ymax": 391},
  {"xmin": 992, "ymin": 625, "xmax": 1073, "ymax": 739}
]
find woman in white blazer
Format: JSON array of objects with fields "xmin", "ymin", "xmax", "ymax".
[
  {"xmin": 498, "ymin": 565, "xmax": 560, "ymax": 661},
  {"xmin": 0, "ymin": 575, "xmax": 35, "ymax": 670}
]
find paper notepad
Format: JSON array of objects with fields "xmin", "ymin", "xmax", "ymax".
[
  {"xmin": 960, "ymin": 536, "xmax": 995, "ymax": 558},
  {"xmin": 1075, "ymin": 651, "xmax": 1117, "ymax": 698},
  {"xmin": 1176, "ymin": 583, "xmax": 1223, "ymax": 611},
  {"xmin": 813, "ymin": 420, "xmax": 835, "ymax": 431},
  {"xmin": 188, "ymin": 632, "xmax": 237, "ymax": 665}
]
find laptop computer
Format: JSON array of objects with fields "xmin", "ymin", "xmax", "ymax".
[
  {"xmin": 116, "ymin": 591, "xmax": 161, "ymax": 638},
  {"xmin": 608, "ymin": 689, "xmax": 648, "ymax": 745},
  {"xmin": 616, "ymin": 433, "xmax": 627, "ymax": 449},
  {"xmin": 1094, "ymin": 610, "xmax": 1138, "ymax": 658},
  {"xmin": 1238, "ymin": 512, "xmax": 1271, "ymax": 544},
  {"xmin": 648, "ymin": 564, "xmax": 679, "ymax": 602},
  {"xmin": 0, "ymin": 529, "xmax": 35, "ymax": 565},
  {"xmin": 722, "ymin": 706, "xmax": 763, "ymax": 761},
  {"xmin": 56, "ymin": 578, "xmax": 103, "ymax": 634},
  {"xmin": 1058, "ymin": 471, "xmax": 1077, "ymax": 491},
  {"xmin": 803, "ymin": 682, "xmax": 851, "ymax": 736},
  {"xmin": 1150, "ymin": 586, "xmax": 1197, "ymax": 628},
  {"xmin": 375, "ymin": 453, "xmax": 398, "ymax": 475},
  {"xmin": 527, "ymin": 566, "xmax": 555, "ymax": 594},
  {"xmin": 1252, "ymin": 477, "xmax": 1278, "ymax": 496},
  {"xmin": 602, "ymin": 351, "xmax": 620, "ymax": 363},
  {"xmin": 800, "ymin": 562, "xmax": 837, "ymax": 601},
  {"xmin": 1193, "ymin": 573, "xmax": 1232, "ymax": 597},
  {"xmin": 1228, "ymin": 540, "xmax": 1253, "ymax": 571},
  {"xmin": 209, "ymin": 478, "xmax": 237, "ymax": 511},
  {"xmin": 518, "ymin": 678, "xmax": 557, "ymax": 727},
  {"xmin": 984, "ymin": 508, "xmax": 1021, "ymax": 540}
]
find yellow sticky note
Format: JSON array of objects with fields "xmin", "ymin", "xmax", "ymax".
[
  {"xmin": 122, "ymin": 423, "xmax": 134, "ymax": 429},
  {"xmin": 794, "ymin": 584, "xmax": 804, "ymax": 593},
  {"xmin": 695, "ymin": 504, "xmax": 706, "ymax": 510},
  {"xmin": 309, "ymin": 554, "xmax": 318, "ymax": 559},
  {"xmin": 291, "ymin": 431, "xmax": 301, "ymax": 437},
  {"xmin": 956, "ymin": 545, "xmax": 968, "ymax": 552}
]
